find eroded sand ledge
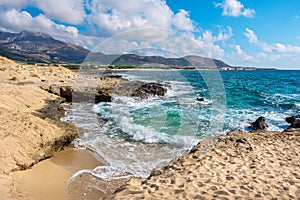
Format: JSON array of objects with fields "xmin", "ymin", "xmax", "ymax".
[{"xmin": 0, "ymin": 56, "xmax": 79, "ymax": 199}]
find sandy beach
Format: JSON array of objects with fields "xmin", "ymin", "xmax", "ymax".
[
  {"xmin": 111, "ymin": 130, "xmax": 300, "ymax": 199},
  {"xmin": 13, "ymin": 148, "xmax": 105, "ymax": 200},
  {"xmin": 1, "ymin": 56, "xmax": 300, "ymax": 199}
]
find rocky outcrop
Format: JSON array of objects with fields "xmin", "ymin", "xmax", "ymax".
[
  {"xmin": 41, "ymin": 84, "xmax": 73, "ymax": 102},
  {"xmin": 41, "ymin": 75, "xmax": 170, "ymax": 103},
  {"xmin": 131, "ymin": 83, "xmax": 168, "ymax": 99},
  {"xmin": 251, "ymin": 116, "xmax": 268, "ymax": 131}
]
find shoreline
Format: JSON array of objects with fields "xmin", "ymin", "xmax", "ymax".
[
  {"xmin": 93, "ymin": 67, "xmax": 279, "ymax": 71},
  {"xmin": 1, "ymin": 56, "xmax": 300, "ymax": 199},
  {"xmin": 12, "ymin": 148, "xmax": 106, "ymax": 200}
]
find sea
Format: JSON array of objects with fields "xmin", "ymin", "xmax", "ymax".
[{"xmin": 63, "ymin": 69, "xmax": 300, "ymax": 195}]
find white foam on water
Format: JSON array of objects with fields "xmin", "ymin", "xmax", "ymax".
[
  {"xmin": 197, "ymin": 99, "xmax": 213, "ymax": 105},
  {"xmin": 224, "ymin": 107, "xmax": 292, "ymax": 132},
  {"xmin": 64, "ymin": 71, "xmax": 300, "ymax": 196},
  {"xmin": 264, "ymin": 93, "xmax": 300, "ymax": 108},
  {"xmin": 118, "ymin": 116, "xmax": 172, "ymax": 143}
]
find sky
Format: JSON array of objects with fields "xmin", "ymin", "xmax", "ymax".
[{"xmin": 0, "ymin": 0, "xmax": 300, "ymax": 69}]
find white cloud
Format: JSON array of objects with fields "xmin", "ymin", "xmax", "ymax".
[
  {"xmin": 194, "ymin": 27, "xmax": 233, "ymax": 58},
  {"xmin": 0, "ymin": 0, "xmax": 29, "ymax": 9},
  {"xmin": 257, "ymin": 52, "xmax": 284, "ymax": 62},
  {"xmin": 172, "ymin": 9, "xmax": 194, "ymax": 31},
  {"xmin": 255, "ymin": 36, "xmax": 300, "ymax": 54},
  {"xmin": 264, "ymin": 43, "xmax": 300, "ymax": 53},
  {"xmin": 33, "ymin": 0, "xmax": 86, "ymax": 24},
  {"xmin": 87, "ymin": 27, "xmax": 232, "ymax": 60},
  {"xmin": 0, "ymin": 0, "xmax": 85, "ymax": 25},
  {"xmin": 0, "ymin": 8, "xmax": 79, "ymax": 38},
  {"xmin": 244, "ymin": 28, "xmax": 257, "ymax": 43},
  {"xmin": 216, "ymin": 26, "xmax": 233, "ymax": 41},
  {"xmin": 234, "ymin": 45, "xmax": 257, "ymax": 62},
  {"xmin": 0, "ymin": 9, "xmax": 32, "ymax": 28},
  {"xmin": 0, "ymin": 0, "xmax": 202, "ymax": 56},
  {"xmin": 215, "ymin": 0, "xmax": 255, "ymax": 18},
  {"xmin": 0, "ymin": 0, "xmax": 235, "ymax": 62},
  {"xmin": 88, "ymin": 0, "xmax": 196, "ymax": 36},
  {"xmin": 243, "ymin": 28, "xmax": 300, "ymax": 62}
]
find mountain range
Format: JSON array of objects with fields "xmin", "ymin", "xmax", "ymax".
[
  {"xmin": 0, "ymin": 30, "xmax": 250, "ymax": 69},
  {"xmin": 0, "ymin": 31, "xmax": 89, "ymax": 63}
]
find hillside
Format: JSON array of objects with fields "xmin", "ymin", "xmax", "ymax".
[
  {"xmin": 0, "ymin": 31, "xmax": 89, "ymax": 63},
  {"xmin": 0, "ymin": 30, "xmax": 248, "ymax": 69}
]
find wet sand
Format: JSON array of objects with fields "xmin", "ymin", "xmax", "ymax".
[{"xmin": 13, "ymin": 148, "xmax": 105, "ymax": 200}]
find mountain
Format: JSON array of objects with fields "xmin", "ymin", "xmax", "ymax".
[
  {"xmin": 183, "ymin": 55, "xmax": 230, "ymax": 68},
  {"xmin": 0, "ymin": 30, "xmax": 237, "ymax": 69},
  {"xmin": 0, "ymin": 31, "xmax": 89, "ymax": 63},
  {"xmin": 111, "ymin": 54, "xmax": 191, "ymax": 66}
]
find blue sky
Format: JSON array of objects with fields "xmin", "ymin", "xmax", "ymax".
[{"xmin": 0, "ymin": 0, "xmax": 300, "ymax": 69}]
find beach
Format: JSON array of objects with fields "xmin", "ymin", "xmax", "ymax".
[
  {"xmin": 1, "ymin": 56, "xmax": 300, "ymax": 199},
  {"xmin": 13, "ymin": 148, "xmax": 105, "ymax": 200},
  {"xmin": 110, "ymin": 130, "xmax": 300, "ymax": 199},
  {"xmin": 0, "ymin": 56, "xmax": 103, "ymax": 199}
]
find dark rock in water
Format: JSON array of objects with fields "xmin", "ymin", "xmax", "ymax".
[
  {"xmin": 290, "ymin": 121, "xmax": 300, "ymax": 128},
  {"xmin": 285, "ymin": 114, "xmax": 300, "ymax": 130},
  {"xmin": 251, "ymin": 116, "xmax": 268, "ymax": 131},
  {"xmin": 285, "ymin": 114, "xmax": 300, "ymax": 123},
  {"xmin": 132, "ymin": 83, "xmax": 168, "ymax": 99},
  {"xmin": 95, "ymin": 90, "xmax": 112, "ymax": 102},
  {"xmin": 286, "ymin": 116, "xmax": 296, "ymax": 124},
  {"xmin": 196, "ymin": 97, "xmax": 205, "ymax": 101}
]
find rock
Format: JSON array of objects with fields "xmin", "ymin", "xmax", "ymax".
[
  {"xmin": 286, "ymin": 116, "xmax": 296, "ymax": 123},
  {"xmin": 251, "ymin": 116, "xmax": 268, "ymax": 131},
  {"xmin": 285, "ymin": 114, "xmax": 300, "ymax": 123},
  {"xmin": 131, "ymin": 83, "xmax": 168, "ymax": 99},
  {"xmin": 95, "ymin": 90, "xmax": 112, "ymax": 102},
  {"xmin": 41, "ymin": 76, "xmax": 170, "ymax": 103},
  {"xmin": 41, "ymin": 84, "xmax": 73, "ymax": 102},
  {"xmin": 59, "ymin": 85, "xmax": 73, "ymax": 102},
  {"xmin": 196, "ymin": 97, "xmax": 205, "ymax": 101},
  {"xmin": 290, "ymin": 121, "xmax": 300, "ymax": 128},
  {"xmin": 285, "ymin": 114, "xmax": 300, "ymax": 130}
]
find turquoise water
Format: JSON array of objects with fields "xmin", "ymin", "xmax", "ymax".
[{"xmin": 64, "ymin": 70, "xmax": 300, "ymax": 182}]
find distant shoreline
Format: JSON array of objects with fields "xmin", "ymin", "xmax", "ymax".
[{"xmin": 105, "ymin": 67, "xmax": 278, "ymax": 71}]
